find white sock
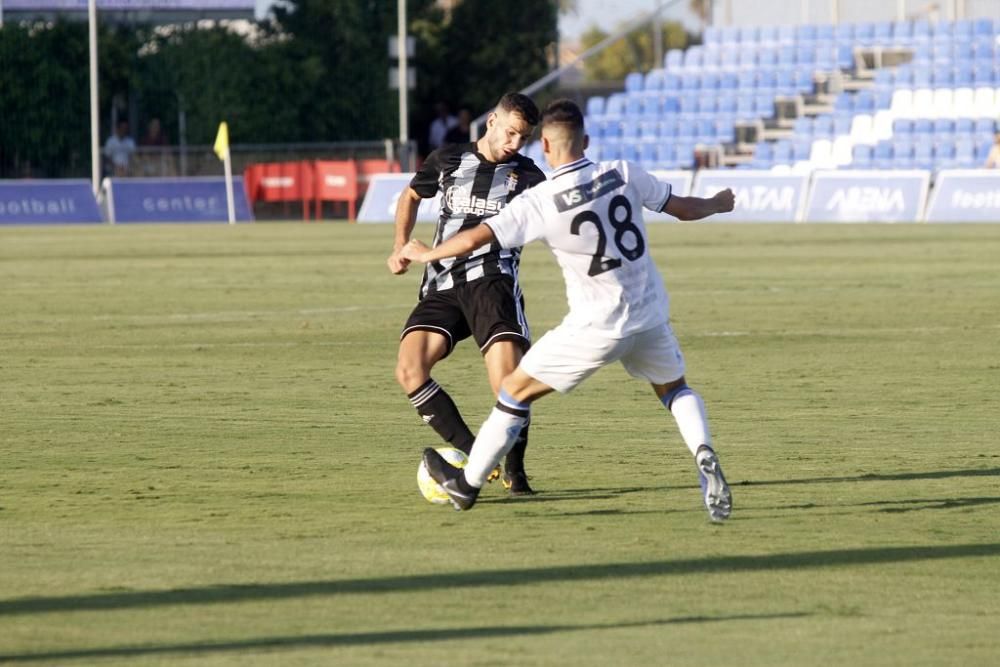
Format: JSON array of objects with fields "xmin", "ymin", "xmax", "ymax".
[
  {"xmin": 464, "ymin": 407, "xmax": 528, "ymax": 487},
  {"xmin": 667, "ymin": 389, "xmax": 712, "ymax": 457}
]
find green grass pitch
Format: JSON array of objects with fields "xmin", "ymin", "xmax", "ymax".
[{"xmin": 1, "ymin": 221, "xmax": 998, "ymax": 665}]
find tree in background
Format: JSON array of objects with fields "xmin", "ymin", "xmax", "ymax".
[{"xmin": 579, "ymin": 21, "xmax": 694, "ymax": 82}]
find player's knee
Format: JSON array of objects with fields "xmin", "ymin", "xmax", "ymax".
[{"xmin": 395, "ymin": 355, "xmax": 430, "ymax": 392}]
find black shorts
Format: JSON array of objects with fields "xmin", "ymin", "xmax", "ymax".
[{"xmin": 401, "ymin": 275, "xmax": 530, "ymax": 357}]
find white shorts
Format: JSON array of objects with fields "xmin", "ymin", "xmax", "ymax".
[{"xmin": 519, "ymin": 322, "xmax": 686, "ymax": 394}]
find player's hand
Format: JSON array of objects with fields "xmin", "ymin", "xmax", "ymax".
[
  {"xmin": 401, "ymin": 239, "xmax": 430, "ymax": 263},
  {"xmin": 387, "ymin": 250, "xmax": 410, "ymax": 275},
  {"xmin": 713, "ymin": 188, "xmax": 735, "ymax": 214}
]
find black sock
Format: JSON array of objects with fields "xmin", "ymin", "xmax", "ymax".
[
  {"xmin": 504, "ymin": 420, "xmax": 529, "ymax": 475},
  {"xmin": 457, "ymin": 472, "xmax": 479, "ymax": 494},
  {"xmin": 407, "ymin": 379, "xmax": 475, "ymax": 454}
]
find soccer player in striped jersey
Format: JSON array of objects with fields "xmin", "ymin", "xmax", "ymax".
[
  {"xmin": 387, "ymin": 93, "xmax": 546, "ymax": 495},
  {"xmin": 402, "ymin": 99, "xmax": 737, "ymax": 521}
]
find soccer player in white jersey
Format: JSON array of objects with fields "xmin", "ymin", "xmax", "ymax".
[{"xmin": 402, "ymin": 99, "xmax": 736, "ymax": 521}]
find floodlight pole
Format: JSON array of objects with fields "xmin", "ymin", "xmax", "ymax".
[
  {"xmin": 397, "ymin": 0, "xmax": 409, "ymax": 169},
  {"xmin": 88, "ymin": 0, "xmax": 100, "ymax": 197}
]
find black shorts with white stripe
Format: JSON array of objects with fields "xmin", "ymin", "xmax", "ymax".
[{"xmin": 400, "ymin": 275, "xmax": 530, "ymax": 358}]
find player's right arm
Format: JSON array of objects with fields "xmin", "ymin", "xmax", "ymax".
[
  {"xmin": 387, "ymin": 187, "xmax": 421, "ymax": 274},
  {"xmin": 664, "ymin": 189, "xmax": 735, "ymax": 221},
  {"xmin": 402, "ymin": 224, "xmax": 496, "ymax": 264}
]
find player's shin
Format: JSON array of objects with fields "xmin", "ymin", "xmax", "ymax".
[
  {"xmin": 407, "ymin": 379, "xmax": 476, "ymax": 453},
  {"xmin": 464, "ymin": 405, "xmax": 530, "ymax": 487},
  {"xmin": 660, "ymin": 384, "xmax": 712, "ymax": 456}
]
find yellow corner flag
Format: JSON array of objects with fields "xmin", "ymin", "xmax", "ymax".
[{"xmin": 213, "ymin": 121, "xmax": 230, "ymax": 161}]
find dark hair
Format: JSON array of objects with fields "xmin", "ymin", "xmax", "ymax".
[
  {"xmin": 497, "ymin": 93, "xmax": 540, "ymax": 126},
  {"xmin": 541, "ymin": 99, "xmax": 585, "ymax": 133}
]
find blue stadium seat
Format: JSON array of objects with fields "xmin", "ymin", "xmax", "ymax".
[
  {"xmin": 755, "ymin": 141, "xmax": 774, "ymax": 162},
  {"xmin": 739, "ymin": 26, "xmax": 760, "ymax": 43},
  {"xmin": 974, "ymin": 118, "xmax": 997, "ymax": 134},
  {"xmin": 955, "ymin": 64, "xmax": 974, "ymax": 87},
  {"xmin": 833, "ymin": 93, "xmax": 854, "ymax": 113},
  {"xmin": 874, "ymin": 21, "xmax": 893, "ymax": 42},
  {"xmin": 720, "ymin": 26, "xmax": 740, "ymax": 43},
  {"xmin": 659, "ymin": 117, "xmax": 678, "ymax": 138},
  {"xmin": 756, "ymin": 95, "xmax": 775, "ymax": 118},
  {"xmin": 912, "ymin": 68, "xmax": 932, "ymax": 87},
  {"xmin": 621, "ymin": 119, "xmax": 640, "ymax": 140},
  {"xmin": 913, "ymin": 118, "xmax": 933, "ymax": 136},
  {"xmin": 932, "ymin": 65, "xmax": 953, "ymax": 87},
  {"xmin": 793, "ymin": 116, "xmax": 813, "ymax": 135},
  {"xmin": 674, "ymin": 145, "xmax": 695, "ymax": 169},
  {"xmin": 643, "ymin": 70, "xmax": 665, "ymax": 91},
  {"xmin": 913, "ymin": 20, "xmax": 931, "ymax": 39},
  {"xmin": 605, "ymin": 93, "xmax": 626, "ymax": 118},
  {"xmin": 796, "ymin": 45, "xmax": 817, "ymax": 65},
  {"xmin": 718, "ymin": 47, "xmax": 738, "ymax": 69},
  {"xmin": 953, "ymin": 42, "xmax": 975, "ymax": 63},
  {"xmin": 736, "ymin": 94, "xmax": 755, "ymax": 119},
  {"xmin": 663, "ymin": 72, "xmax": 682, "ymax": 91},
  {"xmin": 738, "ymin": 70, "xmax": 757, "ymax": 89},
  {"xmin": 702, "ymin": 48, "xmax": 722, "ymax": 69},
  {"xmin": 892, "ymin": 118, "xmax": 914, "ymax": 135},
  {"xmin": 855, "ymin": 89, "xmax": 875, "ymax": 112},
  {"xmin": 778, "ymin": 44, "xmax": 797, "ymax": 66},
  {"xmin": 874, "ymin": 88, "xmax": 893, "ymax": 110},
  {"xmin": 913, "ymin": 142, "xmax": 934, "ymax": 169},
  {"xmin": 875, "ymin": 68, "xmax": 894, "ymax": 86},
  {"xmin": 664, "ymin": 49, "xmax": 683, "ymax": 70},
  {"xmin": 894, "ymin": 66, "xmax": 914, "ymax": 86},
  {"xmin": 715, "ymin": 119, "xmax": 736, "ymax": 143},
  {"xmin": 757, "ymin": 69, "xmax": 777, "ymax": 89},
  {"xmin": 697, "ymin": 96, "xmax": 717, "ymax": 115},
  {"xmin": 757, "ymin": 47, "xmax": 778, "ymax": 67},
  {"xmin": 973, "ymin": 18, "xmax": 993, "ymax": 36},
  {"xmin": 717, "ymin": 93, "xmax": 737, "ymax": 114},
  {"xmin": 852, "ymin": 144, "xmax": 874, "ymax": 168},
  {"xmin": 676, "ymin": 119, "xmax": 696, "ymax": 140},
  {"xmin": 934, "ymin": 118, "xmax": 955, "ymax": 135},
  {"xmin": 796, "ymin": 24, "xmax": 818, "ymax": 42},
  {"xmin": 640, "ymin": 93, "xmax": 662, "ymax": 118},
  {"xmin": 833, "ymin": 114, "xmax": 852, "ymax": 135},
  {"xmin": 759, "ymin": 25, "xmax": 779, "ymax": 43},
  {"xmin": 813, "ymin": 114, "xmax": 834, "ymax": 137},
  {"xmin": 954, "ymin": 20, "xmax": 974, "ymax": 39},
  {"xmin": 683, "ymin": 48, "xmax": 704, "ymax": 69},
  {"xmin": 701, "ymin": 71, "xmax": 721, "ymax": 90},
  {"xmin": 640, "ymin": 142, "xmax": 659, "ymax": 167},
  {"xmin": 772, "ymin": 141, "xmax": 794, "ymax": 166},
  {"xmin": 873, "ymin": 140, "xmax": 893, "ymax": 169},
  {"xmin": 679, "ymin": 95, "xmax": 699, "ymax": 115},
  {"xmin": 833, "ymin": 23, "xmax": 854, "ymax": 44},
  {"xmin": 718, "ymin": 71, "xmax": 739, "ymax": 90},
  {"xmin": 854, "ymin": 22, "xmax": 876, "ymax": 46},
  {"xmin": 703, "ymin": 27, "xmax": 720, "ymax": 46},
  {"xmin": 695, "ymin": 118, "xmax": 716, "ymax": 142},
  {"xmin": 681, "ymin": 72, "xmax": 701, "ymax": 91},
  {"xmin": 625, "ymin": 72, "xmax": 644, "ymax": 93},
  {"xmin": 660, "ymin": 95, "xmax": 680, "ymax": 114},
  {"xmin": 976, "ymin": 139, "xmax": 995, "ymax": 162},
  {"xmin": 586, "ymin": 97, "xmax": 606, "ymax": 118},
  {"xmin": 777, "ymin": 25, "xmax": 796, "ymax": 44},
  {"xmin": 639, "ymin": 120, "xmax": 660, "ymax": 141},
  {"xmin": 973, "ymin": 39, "xmax": 995, "ymax": 60},
  {"xmin": 622, "ymin": 142, "xmax": 641, "ymax": 163},
  {"xmin": 955, "ymin": 118, "xmax": 974, "ymax": 134},
  {"xmin": 815, "ymin": 43, "xmax": 836, "ymax": 70},
  {"xmin": 892, "ymin": 20, "xmax": 912, "ymax": 42},
  {"xmin": 738, "ymin": 48, "xmax": 758, "ymax": 69},
  {"xmin": 973, "ymin": 63, "xmax": 995, "ymax": 85},
  {"xmin": 625, "ymin": 95, "xmax": 643, "ymax": 117},
  {"xmin": 792, "ymin": 140, "xmax": 812, "ymax": 161},
  {"xmin": 795, "ymin": 68, "xmax": 815, "ymax": 93},
  {"xmin": 954, "ymin": 137, "xmax": 976, "ymax": 166}
]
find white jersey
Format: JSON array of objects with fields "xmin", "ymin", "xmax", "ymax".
[{"xmin": 484, "ymin": 157, "xmax": 672, "ymax": 337}]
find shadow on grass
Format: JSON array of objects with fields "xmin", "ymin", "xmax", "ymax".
[
  {"xmin": 1, "ymin": 543, "xmax": 997, "ymax": 617},
  {"xmin": 0, "ymin": 612, "xmax": 810, "ymax": 663},
  {"xmin": 739, "ymin": 467, "xmax": 1000, "ymax": 487}
]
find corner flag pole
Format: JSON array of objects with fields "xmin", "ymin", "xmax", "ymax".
[
  {"xmin": 88, "ymin": 0, "xmax": 100, "ymax": 198},
  {"xmin": 214, "ymin": 121, "xmax": 236, "ymax": 225}
]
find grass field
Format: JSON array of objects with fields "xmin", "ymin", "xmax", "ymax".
[{"xmin": 1, "ymin": 221, "xmax": 999, "ymax": 666}]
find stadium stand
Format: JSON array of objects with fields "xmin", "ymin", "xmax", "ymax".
[{"xmin": 575, "ymin": 17, "xmax": 1000, "ymax": 174}]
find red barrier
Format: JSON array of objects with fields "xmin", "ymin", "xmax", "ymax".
[
  {"xmin": 313, "ymin": 160, "xmax": 359, "ymax": 221},
  {"xmin": 243, "ymin": 161, "xmax": 315, "ymax": 220}
]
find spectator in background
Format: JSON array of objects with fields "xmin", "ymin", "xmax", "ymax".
[
  {"xmin": 443, "ymin": 107, "xmax": 472, "ymax": 145},
  {"xmin": 139, "ymin": 117, "xmax": 169, "ymax": 148},
  {"xmin": 138, "ymin": 117, "xmax": 174, "ymax": 177},
  {"xmin": 427, "ymin": 101, "xmax": 457, "ymax": 152},
  {"xmin": 103, "ymin": 120, "xmax": 135, "ymax": 177},
  {"xmin": 985, "ymin": 132, "xmax": 1000, "ymax": 168}
]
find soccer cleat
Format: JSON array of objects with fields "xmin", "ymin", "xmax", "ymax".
[
  {"xmin": 486, "ymin": 464, "xmax": 502, "ymax": 483},
  {"xmin": 501, "ymin": 470, "xmax": 536, "ymax": 496},
  {"xmin": 696, "ymin": 446, "xmax": 732, "ymax": 522},
  {"xmin": 422, "ymin": 447, "xmax": 479, "ymax": 511}
]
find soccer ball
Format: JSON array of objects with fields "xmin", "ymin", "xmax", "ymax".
[{"xmin": 417, "ymin": 447, "xmax": 469, "ymax": 505}]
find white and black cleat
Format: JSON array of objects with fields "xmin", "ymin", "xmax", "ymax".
[
  {"xmin": 423, "ymin": 448, "xmax": 479, "ymax": 511},
  {"xmin": 696, "ymin": 446, "xmax": 732, "ymax": 522}
]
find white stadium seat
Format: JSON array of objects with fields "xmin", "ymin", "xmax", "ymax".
[
  {"xmin": 952, "ymin": 88, "xmax": 976, "ymax": 118},
  {"xmin": 912, "ymin": 88, "xmax": 935, "ymax": 118},
  {"xmin": 832, "ymin": 135, "xmax": 855, "ymax": 166},
  {"xmin": 872, "ymin": 110, "xmax": 895, "ymax": 140},
  {"xmin": 932, "ymin": 89, "xmax": 954, "ymax": 118},
  {"xmin": 849, "ymin": 114, "xmax": 876, "ymax": 145},
  {"xmin": 972, "ymin": 87, "xmax": 995, "ymax": 117},
  {"xmin": 891, "ymin": 89, "xmax": 914, "ymax": 118}
]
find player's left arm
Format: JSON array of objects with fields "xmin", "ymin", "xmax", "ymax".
[
  {"xmin": 664, "ymin": 189, "xmax": 735, "ymax": 221},
  {"xmin": 402, "ymin": 224, "xmax": 496, "ymax": 263}
]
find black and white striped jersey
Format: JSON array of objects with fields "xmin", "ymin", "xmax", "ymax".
[{"xmin": 410, "ymin": 142, "xmax": 546, "ymax": 298}]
